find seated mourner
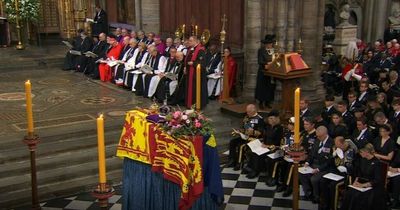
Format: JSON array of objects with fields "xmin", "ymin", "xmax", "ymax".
[
  {"xmin": 299, "ymin": 125, "xmax": 333, "ymax": 204},
  {"xmin": 225, "ymin": 104, "xmax": 265, "ymax": 170},
  {"xmin": 320, "ymin": 136, "xmax": 355, "ymax": 210},
  {"xmin": 340, "ymin": 143, "xmax": 386, "ymax": 210},
  {"xmin": 244, "ymin": 110, "xmax": 283, "ymax": 179}
]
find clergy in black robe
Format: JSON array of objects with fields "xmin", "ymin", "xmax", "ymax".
[
  {"xmin": 124, "ymin": 42, "xmax": 148, "ymax": 89},
  {"xmin": 341, "ymin": 143, "xmax": 386, "ymax": 210},
  {"xmin": 168, "ymin": 54, "xmax": 187, "ymax": 106},
  {"xmin": 92, "ymin": 5, "xmax": 108, "ymax": 36},
  {"xmin": 134, "ymin": 45, "xmax": 166, "ymax": 97},
  {"xmin": 114, "ymin": 38, "xmax": 138, "ymax": 84},
  {"xmin": 255, "ymin": 34, "xmax": 276, "ymax": 109},
  {"xmin": 63, "ymin": 29, "xmax": 92, "ymax": 71},
  {"xmin": 184, "ymin": 36, "xmax": 208, "ymax": 109},
  {"xmin": 154, "ymin": 49, "xmax": 185, "ymax": 102},
  {"xmin": 82, "ymin": 33, "xmax": 108, "ymax": 76}
]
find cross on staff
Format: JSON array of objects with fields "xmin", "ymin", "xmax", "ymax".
[{"xmin": 221, "ymin": 14, "xmax": 228, "ymax": 30}]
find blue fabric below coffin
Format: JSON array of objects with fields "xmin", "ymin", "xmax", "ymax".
[{"xmin": 122, "ymin": 158, "xmax": 219, "ymax": 210}]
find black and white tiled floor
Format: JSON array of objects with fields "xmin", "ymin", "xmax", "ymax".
[
  {"xmin": 220, "ymin": 167, "xmax": 317, "ymax": 210},
  {"xmin": 15, "ymin": 168, "xmax": 318, "ymax": 210}
]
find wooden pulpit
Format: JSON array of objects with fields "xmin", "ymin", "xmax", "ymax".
[{"xmin": 264, "ymin": 53, "xmax": 311, "ymax": 115}]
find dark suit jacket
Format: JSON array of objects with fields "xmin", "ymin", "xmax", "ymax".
[
  {"xmin": 351, "ymin": 129, "xmax": 372, "ymax": 149},
  {"xmin": 321, "ymin": 106, "xmax": 338, "ymax": 125},
  {"xmin": 307, "ymin": 137, "xmax": 334, "ymax": 172},
  {"xmin": 92, "ymin": 9, "xmax": 108, "ymax": 35}
]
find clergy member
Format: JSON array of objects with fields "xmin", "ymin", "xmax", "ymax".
[
  {"xmin": 134, "ymin": 45, "xmax": 166, "ymax": 96},
  {"xmin": 97, "ymin": 34, "xmax": 122, "ymax": 82},
  {"xmin": 185, "ymin": 36, "xmax": 208, "ymax": 109},
  {"xmin": 114, "ymin": 38, "xmax": 138, "ymax": 85}
]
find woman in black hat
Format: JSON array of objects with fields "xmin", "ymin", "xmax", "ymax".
[{"xmin": 255, "ymin": 34, "xmax": 276, "ymax": 109}]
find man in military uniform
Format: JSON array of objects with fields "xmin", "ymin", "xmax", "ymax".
[
  {"xmin": 278, "ymin": 117, "xmax": 317, "ymax": 197},
  {"xmin": 299, "ymin": 126, "xmax": 333, "ymax": 203},
  {"xmin": 225, "ymin": 104, "xmax": 265, "ymax": 170},
  {"xmin": 245, "ymin": 110, "xmax": 283, "ymax": 179},
  {"xmin": 320, "ymin": 136, "xmax": 355, "ymax": 210}
]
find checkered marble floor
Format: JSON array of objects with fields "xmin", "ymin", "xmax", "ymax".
[
  {"xmin": 220, "ymin": 167, "xmax": 318, "ymax": 210},
  {"xmin": 15, "ymin": 168, "xmax": 318, "ymax": 210}
]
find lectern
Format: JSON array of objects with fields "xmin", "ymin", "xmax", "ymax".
[{"xmin": 264, "ymin": 53, "xmax": 311, "ymax": 115}]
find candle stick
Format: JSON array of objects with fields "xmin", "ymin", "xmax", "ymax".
[
  {"xmin": 196, "ymin": 64, "xmax": 201, "ymax": 110},
  {"xmin": 25, "ymin": 80, "xmax": 34, "ymax": 138},
  {"xmin": 195, "ymin": 25, "xmax": 198, "ymax": 37},
  {"xmin": 97, "ymin": 114, "xmax": 107, "ymax": 186},
  {"xmin": 294, "ymin": 88, "xmax": 300, "ymax": 144}
]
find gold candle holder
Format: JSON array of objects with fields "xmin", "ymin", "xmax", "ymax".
[{"xmin": 14, "ymin": 0, "xmax": 24, "ymax": 50}]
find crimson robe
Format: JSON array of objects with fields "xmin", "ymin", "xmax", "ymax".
[
  {"xmin": 226, "ymin": 55, "xmax": 237, "ymax": 95},
  {"xmin": 99, "ymin": 44, "xmax": 122, "ymax": 82}
]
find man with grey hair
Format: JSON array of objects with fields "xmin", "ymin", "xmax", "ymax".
[
  {"xmin": 114, "ymin": 38, "xmax": 139, "ymax": 84},
  {"xmin": 164, "ymin": 38, "xmax": 174, "ymax": 57},
  {"xmin": 137, "ymin": 30, "xmax": 147, "ymax": 43},
  {"xmin": 174, "ymin": 38, "xmax": 187, "ymax": 55},
  {"xmin": 299, "ymin": 125, "xmax": 333, "ymax": 204}
]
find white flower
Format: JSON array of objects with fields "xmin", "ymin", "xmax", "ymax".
[
  {"xmin": 186, "ymin": 119, "xmax": 190, "ymax": 124},
  {"xmin": 181, "ymin": 115, "xmax": 188, "ymax": 120}
]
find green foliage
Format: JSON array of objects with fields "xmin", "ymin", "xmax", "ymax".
[{"xmin": 3, "ymin": 0, "xmax": 41, "ymax": 23}]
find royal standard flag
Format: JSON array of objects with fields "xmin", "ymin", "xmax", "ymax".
[{"xmin": 116, "ymin": 110, "xmax": 153, "ymax": 164}]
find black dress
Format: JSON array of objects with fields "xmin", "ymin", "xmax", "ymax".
[
  {"xmin": 340, "ymin": 157, "xmax": 387, "ymax": 210},
  {"xmin": 255, "ymin": 48, "xmax": 275, "ymax": 105},
  {"xmin": 372, "ymin": 137, "xmax": 395, "ymax": 158}
]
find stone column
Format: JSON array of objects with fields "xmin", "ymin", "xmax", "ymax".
[
  {"xmin": 242, "ymin": 0, "xmax": 263, "ymax": 100},
  {"xmin": 372, "ymin": 0, "xmax": 389, "ymax": 41},
  {"xmin": 140, "ymin": 0, "xmax": 160, "ymax": 33},
  {"xmin": 135, "ymin": 0, "xmax": 142, "ymax": 29},
  {"xmin": 276, "ymin": 0, "xmax": 288, "ymax": 52},
  {"xmin": 300, "ymin": 0, "xmax": 325, "ymax": 102},
  {"xmin": 362, "ymin": 0, "xmax": 374, "ymax": 41},
  {"xmin": 286, "ymin": 0, "xmax": 296, "ymax": 52}
]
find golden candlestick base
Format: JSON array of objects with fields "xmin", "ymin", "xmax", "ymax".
[{"xmin": 16, "ymin": 42, "xmax": 24, "ymax": 50}]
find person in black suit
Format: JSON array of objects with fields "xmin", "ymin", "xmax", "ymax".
[
  {"xmin": 63, "ymin": 29, "xmax": 93, "ymax": 71},
  {"xmin": 92, "ymin": 5, "xmax": 108, "ymax": 36},
  {"xmin": 337, "ymin": 100, "xmax": 356, "ymax": 135},
  {"xmin": 389, "ymin": 98, "xmax": 400, "ymax": 139},
  {"xmin": 358, "ymin": 81, "xmax": 370, "ymax": 105},
  {"xmin": 328, "ymin": 113, "xmax": 349, "ymax": 138},
  {"xmin": 82, "ymin": 33, "xmax": 109, "ymax": 76},
  {"xmin": 300, "ymin": 98, "xmax": 313, "ymax": 131},
  {"xmin": 352, "ymin": 117, "xmax": 372, "ymax": 149},
  {"xmin": 299, "ymin": 125, "xmax": 334, "ymax": 203},
  {"xmin": 347, "ymin": 91, "xmax": 362, "ymax": 113},
  {"xmin": 321, "ymin": 95, "xmax": 338, "ymax": 125},
  {"xmin": 377, "ymin": 53, "xmax": 393, "ymax": 70}
]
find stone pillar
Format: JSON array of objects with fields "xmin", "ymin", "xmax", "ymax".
[
  {"xmin": 242, "ymin": 0, "xmax": 262, "ymax": 100},
  {"xmin": 135, "ymin": 0, "xmax": 142, "ymax": 29},
  {"xmin": 372, "ymin": 0, "xmax": 389, "ymax": 41},
  {"xmin": 362, "ymin": 0, "xmax": 374, "ymax": 41},
  {"xmin": 140, "ymin": 0, "xmax": 160, "ymax": 33},
  {"xmin": 286, "ymin": 0, "xmax": 296, "ymax": 52},
  {"xmin": 300, "ymin": 0, "xmax": 325, "ymax": 102},
  {"xmin": 276, "ymin": 0, "xmax": 288, "ymax": 52}
]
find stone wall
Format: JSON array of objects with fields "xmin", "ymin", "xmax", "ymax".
[{"xmin": 139, "ymin": 0, "xmax": 160, "ymax": 33}]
